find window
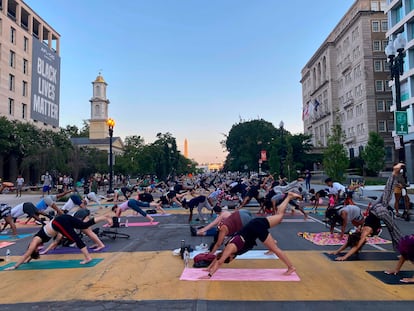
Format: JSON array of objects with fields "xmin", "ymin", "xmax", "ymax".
[
  {"xmin": 385, "ymin": 80, "xmax": 392, "ymax": 91},
  {"xmin": 10, "ymin": 27, "xmax": 16, "ymax": 44},
  {"xmin": 381, "ymin": 20, "xmax": 388, "ymax": 32},
  {"xmin": 378, "ymin": 120, "xmax": 387, "ymax": 132},
  {"xmin": 349, "ymin": 148, "xmax": 355, "ymax": 159},
  {"xmin": 24, "ymin": 37, "xmax": 29, "ymax": 52},
  {"xmin": 372, "ymin": 21, "xmax": 380, "ymax": 32},
  {"xmin": 8, "ymin": 98, "xmax": 14, "ymax": 115},
  {"xmin": 387, "ymin": 120, "xmax": 395, "ymax": 132},
  {"xmin": 384, "ymin": 60, "xmax": 390, "ymax": 71},
  {"xmin": 9, "ymin": 74, "xmax": 15, "ymax": 91},
  {"xmin": 22, "ymin": 103, "xmax": 27, "ymax": 119},
  {"xmin": 23, "ymin": 59, "xmax": 28, "ymax": 74},
  {"xmin": 377, "ymin": 100, "xmax": 385, "ymax": 111},
  {"xmin": 373, "ymin": 40, "xmax": 381, "ymax": 51},
  {"xmin": 374, "ymin": 60, "xmax": 382, "ymax": 71},
  {"xmin": 382, "ymin": 40, "xmax": 388, "ymax": 51},
  {"xmin": 375, "ymin": 80, "xmax": 384, "ymax": 91},
  {"xmin": 22, "ymin": 81, "xmax": 28, "ymax": 96},
  {"xmin": 386, "ymin": 100, "xmax": 392, "ymax": 111},
  {"xmin": 371, "ymin": 1, "xmax": 379, "ymax": 11},
  {"xmin": 9, "ymin": 50, "xmax": 15, "ymax": 68}
]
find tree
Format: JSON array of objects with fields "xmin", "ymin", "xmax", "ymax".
[
  {"xmin": 323, "ymin": 123, "xmax": 349, "ymax": 182},
  {"xmin": 361, "ymin": 132, "xmax": 385, "ymax": 176},
  {"xmin": 222, "ymin": 119, "xmax": 278, "ymax": 172}
]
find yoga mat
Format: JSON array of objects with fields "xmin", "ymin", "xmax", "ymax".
[
  {"xmin": 299, "ymin": 232, "xmax": 391, "ymax": 246},
  {"xmin": 103, "ymin": 222, "xmax": 159, "ymax": 227},
  {"xmin": 0, "ymin": 234, "xmax": 32, "ymax": 240},
  {"xmin": 367, "ymin": 270, "xmax": 414, "ymax": 285},
  {"xmin": 282, "ymin": 218, "xmax": 314, "ymax": 222},
  {"xmin": 190, "ymin": 250, "xmax": 278, "ymax": 260},
  {"xmin": 131, "ymin": 213, "xmax": 171, "ymax": 217},
  {"xmin": 0, "ymin": 258, "xmax": 103, "ymax": 271},
  {"xmin": 323, "ymin": 252, "xmax": 398, "ymax": 261},
  {"xmin": 0, "ymin": 242, "xmax": 15, "ymax": 249},
  {"xmin": 180, "ymin": 268, "xmax": 300, "ymax": 281},
  {"xmin": 42, "ymin": 246, "xmax": 109, "ymax": 255}
]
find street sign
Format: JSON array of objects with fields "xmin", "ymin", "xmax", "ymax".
[
  {"xmin": 394, "ymin": 135, "xmax": 402, "ymax": 149},
  {"xmin": 395, "ymin": 111, "xmax": 408, "ymax": 135}
]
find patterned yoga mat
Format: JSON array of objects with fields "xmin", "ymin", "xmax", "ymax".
[{"xmin": 298, "ymin": 232, "xmax": 392, "ymax": 246}]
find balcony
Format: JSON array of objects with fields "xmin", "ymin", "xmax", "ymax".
[{"xmin": 343, "ymin": 98, "xmax": 354, "ymax": 108}]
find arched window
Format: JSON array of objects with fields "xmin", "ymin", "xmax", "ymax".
[
  {"xmin": 312, "ymin": 68, "xmax": 316, "ymax": 90},
  {"xmin": 322, "ymin": 57, "xmax": 327, "ymax": 82},
  {"xmin": 317, "ymin": 62, "xmax": 321, "ymax": 86}
]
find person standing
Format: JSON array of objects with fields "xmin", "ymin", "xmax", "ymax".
[
  {"xmin": 41, "ymin": 172, "xmax": 53, "ymax": 198},
  {"xmin": 15, "ymin": 175, "xmax": 24, "ymax": 197},
  {"xmin": 304, "ymin": 170, "xmax": 312, "ymax": 191}
]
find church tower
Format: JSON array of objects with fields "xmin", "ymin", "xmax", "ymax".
[{"xmin": 89, "ymin": 74, "xmax": 110, "ymax": 139}]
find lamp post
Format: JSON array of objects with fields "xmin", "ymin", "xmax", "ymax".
[
  {"xmin": 107, "ymin": 118, "xmax": 115, "ymax": 194},
  {"xmin": 385, "ymin": 33, "xmax": 407, "ymax": 163},
  {"xmin": 279, "ymin": 120, "xmax": 285, "ymax": 178}
]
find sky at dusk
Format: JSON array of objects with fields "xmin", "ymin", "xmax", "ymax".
[{"xmin": 25, "ymin": 0, "xmax": 355, "ymax": 164}]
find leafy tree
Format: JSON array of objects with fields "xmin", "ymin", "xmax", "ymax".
[
  {"xmin": 323, "ymin": 123, "xmax": 349, "ymax": 182},
  {"xmin": 361, "ymin": 132, "xmax": 385, "ymax": 176},
  {"xmin": 223, "ymin": 119, "xmax": 278, "ymax": 172}
]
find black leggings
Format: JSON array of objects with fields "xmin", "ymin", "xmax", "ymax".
[{"xmin": 51, "ymin": 214, "xmax": 95, "ymax": 249}]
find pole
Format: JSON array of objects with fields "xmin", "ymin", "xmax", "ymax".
[
  {"xmin": 108, "ymin": 127, "xmax": 114, "ymax": 194},
  {"xmin": 393, "ymin": 52, "xmax": 406, "ymax": 163},
  {"xmin": 280, "ymin": 124, "xmax": 285, "ymax": 178}
]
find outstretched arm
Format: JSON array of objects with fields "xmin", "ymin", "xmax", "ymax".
[
  {"xmin": 335, "ymin": 228, "xmax": 372, "ymax": 261},
  {"xmin": 5, "ymin": 237, "xmax": 42, "ymax": 270},
  {"xmin": 209, "ymin": 228, "xmax": 227, "ymax": 254},
  {"xmin": 198, "ymin": 213, "xmax": 223, "ymax": 234},
  {"xmin": 385, "ymin": 255, "xmax": 406, "ymax": 275}
]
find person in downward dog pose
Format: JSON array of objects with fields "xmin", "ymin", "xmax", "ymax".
[
  {"xmin": 4, "ymin": 214, "xmax": 113, "ymax": 270},
  {"xmin": 204, "ymin": 192, "xmax": 301, "ymax": 278}
]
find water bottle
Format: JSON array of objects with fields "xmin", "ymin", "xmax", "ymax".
[
  {"xmin": 183, "ymin": 248, "xmax": 190, "ymax": 267},
  {"xmin": 181, "ymin": 240, "xmax": 185, "ymax": 249},
  {"xmin": 5, "ymin": 249, "xmax": 11, "ymax": 262}
]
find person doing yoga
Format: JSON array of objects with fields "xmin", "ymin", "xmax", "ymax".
[
  {"xmin": 204, "ymin": 192, "xmax": 301, "ymax": 278},
  {"xmin": 329, "ymin": 211, "xmax": 383, "ymax": 261},
  {"xmin": 4, "ymin": 214, "xmax": 113, "ymax": 270}
]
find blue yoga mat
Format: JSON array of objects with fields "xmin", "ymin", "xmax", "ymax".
[
  {"xmin": 0, "ymin": 258, "xmax": 103, "ymax": 270},
  {"xmin": 0, "ymin": 234, "xmax": 32, "ymax": 240}
]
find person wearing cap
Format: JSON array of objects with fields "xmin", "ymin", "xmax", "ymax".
[{"xmin": 194, "ymin": 205, "xmax": 232, "ymax": 236}]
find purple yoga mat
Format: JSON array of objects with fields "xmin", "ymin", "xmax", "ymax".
[{"xmin": 180, "ymin": 268, "xmax": 300, "ymax": 281}]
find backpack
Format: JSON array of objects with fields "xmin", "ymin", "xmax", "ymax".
[{"xmin": 193, "ymin": 253, "xmax": 216, "ymax": 268}]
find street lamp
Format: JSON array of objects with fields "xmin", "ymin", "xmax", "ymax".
[
  {"xmin": 279, "ymin": 120, "xmax": 285, "ymax": 178},
  {"xmin": 107, "ymin": 118, "xmax": 115, "ymax": 194},
  {"xmin": 385, "ymin": 33, "xmax": 407, "ymax": 162}
]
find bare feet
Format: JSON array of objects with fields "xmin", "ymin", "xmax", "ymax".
[
  {"xmin": 400, "ymin": 277, "xmax": 414, "ymax": 283},
  {"xmin": 80, "ymin": 257, "xmax": 93, "ymax": 264},
  {"xmin": 283, "ymin": 266, "xmax": 296, "ymax": 275},
  {"xmin": 92, "ymin": 245, "xmax": 105, "ymax": 252}
]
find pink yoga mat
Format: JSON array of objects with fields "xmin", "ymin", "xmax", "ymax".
[
  {"xmin": 0, "ymin": 242, "xmax": 15, "ymax": 249},
  {"xmin": 180, "ymin": 268, "xmax": 300, "ymax": 281},
  {"xmin": 129, "ymin": 214, "xmax": 171, "ymax": 217},
  {"xmin": 299, "ymin": 232, "xmax": 391, "ymax": 246},
  {"xmin": 103, "ymin": 222, "xmax": 159, "ymax": 227}
]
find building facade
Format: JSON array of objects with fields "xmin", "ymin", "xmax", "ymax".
[
  {"xmin": 301, "ymin": 0, "xmax": 395, "ymax": 171},
  {"xmin": 0, "ymin": 0, "xmax": 60, "ymax": 130},
  {"xmin": 385, "ymin": 0, "xmax": 414, "ymax": 179}
]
